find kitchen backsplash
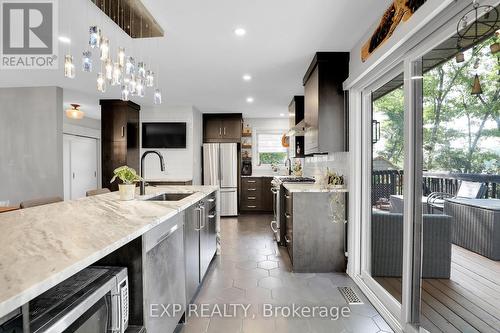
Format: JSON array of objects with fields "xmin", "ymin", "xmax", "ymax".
[{"xmin": 302, "ymin": 152, "xmax": 350, "ymax": 186}]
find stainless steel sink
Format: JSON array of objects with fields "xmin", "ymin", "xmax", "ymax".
[{"xmin": 145, "ymin": 192, "xmax": 195, "ymax": 201}]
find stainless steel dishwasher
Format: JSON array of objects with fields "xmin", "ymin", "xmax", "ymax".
[
  {"xmin": 184, "ymin": 202, "xmax": 202, "ymax": 304},
  {"xmin": 143, "ymin": 213, "xmax": 186, "ymax": 333}
]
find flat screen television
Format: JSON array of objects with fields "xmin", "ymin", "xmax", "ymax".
[{"xmin": 142, "ymin": 122, "xmax": 187, "ymax": 148}]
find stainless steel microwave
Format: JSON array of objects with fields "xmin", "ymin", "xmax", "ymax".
[{"xmin": 0, "ymin": 266, "xmax": 129, "ymax": 333}]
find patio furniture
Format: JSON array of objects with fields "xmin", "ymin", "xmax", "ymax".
[
  {"xmin": 389, "ymin": 195, "xmax": 430, "ymax": 214},
  {"xmin": 444, "ymin": 198, "xmax": 500, "ymax": 260},
  {"xmin": 371, "ymin": 212, "xmax": 452, "ymax": 278},
  {"xmin": 427, "ymin": 181, "xmax": 486, "ymax": 214}
]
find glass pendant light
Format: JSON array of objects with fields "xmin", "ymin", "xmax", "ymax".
[
  {"xmin": 64, "ymin": 55, "xmax": 75, "ymax": 78},
  {"xmin": 146, "ymin": 70, "xmax": 154, "ymax": 87},
  {"xmin": 82, "ymin": 50, "xmax": 92, "ymax": 72},
  {"xmin": 125, "ymin": 56, "xmax": 135, "ymax": 76},
  {"xmin": 118, "ymin": 47, "xmax": 126, "ymax": 67},
  {"xmin": 129, "ymin": 75, "xmax": 137, "ymax": 95},
  {"xmin": 105, "ymin": 58, "xmax": 113, "ymax": 81},
  {"xmin": 121, "ymin": 85, "xmax": 130, "ymax": 101},
  {"xmin": 137, "ymin": 62, "xmax": 146, "ymax": 79},
  {"xmin": 112, "ymin": 62, "xmax": 122, "ymax": 86},
  {"xmin": 97, "ymin": 72, "xmax": 106, "ymax": 93},
  {"xmin": 100, "ymin": 37, "xmax": 110, "ymax": 61},
  {"xmin": 136, "ymin": 78, "xmax": 145, "ymax": 97},
  {"xmin": 154, "ymin": 89, "xmax": 162, "ymax": 104},
  {"xmin": 89, "ymin": 26, "xmax": 101, "ymax": 49}
]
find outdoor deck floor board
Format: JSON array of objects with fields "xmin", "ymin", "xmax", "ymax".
[{"xmin": 375, "ymin": 245, "xmax": 500, "ymax": 333}]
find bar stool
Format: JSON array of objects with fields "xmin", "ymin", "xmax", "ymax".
[
  {"xmin": 20, "ymin": 196, "xmax": 63, "ymax": 209},
  {"xmin": 86, "ymin": 188, "xmax": 111, "ymax": 197}
]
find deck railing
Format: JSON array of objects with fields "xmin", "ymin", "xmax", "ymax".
[{"xmin": 372, "ymin": 170, "xmax": 500, "ymax": 205}]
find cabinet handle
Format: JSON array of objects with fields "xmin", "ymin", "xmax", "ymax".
[
  {"xmin": 284, "ymin": 235, "xmax": 291, "ymax": 244},
  {"xmin": 208, "ymin": 198, "xmax": 215, "ymax": 203},
  {"xmin": 72, "ymin": 172, "xmax": 75, "ymax": 179},
  {"xmin": 223, "ymin": 127, "xmax": 226, "ymax": 135},
  {"xmin": 247, "ymin": 180, "xmax": 256, "ymax": 183},
  {"xmin": 247, "ymin": 188, "xmax": 257, "ymax": 191},
  {"xmin": 121, "ymin": 126, "xmax": 125, "ymax": 137},
  {"xmin": 285, "ymin": 195, "xmax": 291, "ymax": 199},
  {"xmin": 248, "ymin": 196, "xmax": 256, "ymax": 200},
  {"xmin": 247, "ymin": 205, "xmax": 257, "ymax": 208},
  {"xmin": 208, "ymin": 214, "xmax": 216, "ymax": 219},
  {"xmin": 285, "ymin": 213, "xmax": 292, "ymax": 219},
  {"xmin": 219, "ymin": 128, "xmax": 222, "ymax": 136},
  {"xmin": 195, "ymin": 208, "xmax": 202, "ymax": 231}
]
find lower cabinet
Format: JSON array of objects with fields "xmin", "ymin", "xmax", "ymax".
[
  {"xmin": 143, "ymin": 213, "xmax": 186, "ymax": 333},
  {"xmin": 240, "ymin": 177, "xmax": 273, "ymax": 212}
]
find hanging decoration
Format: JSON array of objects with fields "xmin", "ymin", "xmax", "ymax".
[
  {"xmin": 89, "ymin": 26, "xmax": 102, "ymax": 49},
  {"xmin": 97, "ymin": 72, "xmax": 106, "ymax": 93},
  {"xmin": 105, "ymin": 58, "xmax": 113, "ymax": 81},
  {"xmin": 82, "ymin": 50, "xmax": 93, "ymax": 72},
  {"xmin": 64, "ymin": 55, "xmax": 75, "ymax": 79},
  {"xmin": 100, "ymin": 37, "xmax": 110, "ymax": 60}
]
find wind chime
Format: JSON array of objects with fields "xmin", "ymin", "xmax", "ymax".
[{"xmin": 454, "ymin": 0, "xmax": 499, "ymax": 96}]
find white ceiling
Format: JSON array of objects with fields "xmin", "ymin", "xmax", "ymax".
[{"xmin": 0, "ymin": 0, "xmax": 390, "ymax": 119}]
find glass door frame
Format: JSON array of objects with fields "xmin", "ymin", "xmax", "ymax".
[{"xmin": 359, "ymin": 63, "xmax": 407, "ymax": 325}]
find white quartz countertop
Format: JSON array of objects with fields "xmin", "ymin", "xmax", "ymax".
[
  {"xmin": 146, "ymin": 178, "xmax": 193, "ymax": 183},
  {"xmin": 283, "ymin": 183, "xmax": 349, "ymax": 193},
  {"xmin": 0, "ymin": 185, "xmax": 218, "ymax": 318}
]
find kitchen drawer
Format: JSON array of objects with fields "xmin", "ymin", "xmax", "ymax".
[
  {"xmin": 242, "ymin": 177, "xmax": 262, "ymax": 188},
  {"xmin": 241, "ymin": 195, "xmax": 262, "ymax": 208},
  {"xmin": 241, "ymin": 203, "xmax": 262, "ymax": 211},
  {"xmin": 285, "ymin": 228, "xmax": 293, "ymax": 263},
  {"xmin": 205, "ymin": 193, "xmax": 216, "ymax": 211}
]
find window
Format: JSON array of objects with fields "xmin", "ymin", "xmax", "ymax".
[{"xmin": 256, "ymin": 132, "xmax": 287, "ymax": 165}]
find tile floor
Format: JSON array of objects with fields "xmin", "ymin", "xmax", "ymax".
[{"xmin": 181, "ymin": 214, "xmax": 393, "ymax": 333}]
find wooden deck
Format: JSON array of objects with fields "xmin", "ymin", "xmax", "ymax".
[{"xmin": 375, "ymin": 245, "xmax": 500, "ymax": 333}]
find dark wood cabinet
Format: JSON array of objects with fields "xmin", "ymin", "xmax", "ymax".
[
  {"xmin": 100, "ymin": 100, "xmax": 140, "ymax": 191},
  {"xmin": 303, "ymin": 52, "xmax": 349, "ymax": 155},
  {"xmin": 203, "ymin": 114, "xmax": 242, "ymax": 142},
  {"xmin": 289, "ymin": 96, "xmax": 305, "ymax": 158},
  {"xmin": 240, "ymin": 176, "xmax": 273, "ymax": 212}
]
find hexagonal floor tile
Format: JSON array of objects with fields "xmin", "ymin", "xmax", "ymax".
[
  {"xmin": 258, "ymin": 260, "xmax": 279, "ymax": 270},
  {"xmin": 258, "ymin": 276, "xmax": 283, "ymax": 290},
  {"xmin": 236, "ymin": 260, "xmax": 258, "ymax": 270}
]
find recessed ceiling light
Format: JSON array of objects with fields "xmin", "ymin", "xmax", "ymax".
[
  {"xmin": 280, "ymin": 113, "xmax": 285, "ymax": 117},
  {"xmin": 234, "ymin": 28, "xmax": 246, "ymax": 36},
  {"xmin": 242, "ymin": 74, "xmax": 252, "ymax": 81},
  {"xmin": 246, "ymin": 97, "xmax": 254, "ymax": 103},
  {"xmin": 58, "ymin": 36, "xmax": 71, "ymax": 44}
]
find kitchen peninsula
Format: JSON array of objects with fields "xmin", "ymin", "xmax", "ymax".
[{"xmin": 0, "ymin": 185, "xmax": 219, "ymax": 333}]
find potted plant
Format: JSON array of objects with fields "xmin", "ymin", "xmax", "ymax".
[{"xmin": 110, "ymin": 166, "xmax": 142, "ymax": 201}]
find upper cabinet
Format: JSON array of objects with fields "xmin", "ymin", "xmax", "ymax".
[
  {"xmin": 203, "ymin": 114, "xmax": 242, "ymax": 143},
  {"xmin": 303, "ymin": 52, "xmax": 349, "ymax": 155}
]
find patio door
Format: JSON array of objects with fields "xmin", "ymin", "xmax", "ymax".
[{"xmin": 360, "ymin": 65, "xmax": 407, "ymax": 323}]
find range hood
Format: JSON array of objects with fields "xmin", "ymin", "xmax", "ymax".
[{"xmin": 286, "ymin": 119, "xmax": 306, "ymax": 137}]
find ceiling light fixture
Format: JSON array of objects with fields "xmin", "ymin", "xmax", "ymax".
[
  {"xmin": 243, "ymin": 74, "xmax": 252, "ymax": 81},
  {"xmin": 58, "ymin": 36, "xmax": 71, "ymax": 44},
  {"xmin": 65, "ymin": 104, "xmax": 84, "ymax": 120},
  {"xmin": 246, "ymin": 97, "xmax": 254, "ymax": 103},
  {"xmin": 234, "ymin": 28, "xmax": 247, "ymax": 36}
]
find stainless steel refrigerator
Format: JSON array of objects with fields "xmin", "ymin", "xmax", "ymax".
[{"xmin": 203, "ymin": 143, "xmax": 238, "ymax": 216}]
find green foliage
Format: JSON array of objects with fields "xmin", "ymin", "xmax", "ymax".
[
  {"xmin": 373, "ymin": 35, "xmax": 500, "ymax": 174},
  {"xmin": 110, "ymin": 166, "xmax": 143, "ymax": 185},
  {"xmin": 259, "ymin": 152, "xmax": 287, "ymax": 165}
]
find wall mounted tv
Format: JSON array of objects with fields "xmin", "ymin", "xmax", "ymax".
[{"xmin": 142, "ymin": 122, "xmax": 187, "ymax": 148}]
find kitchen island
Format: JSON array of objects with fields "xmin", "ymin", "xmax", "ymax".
[
  {"xmin": 282, "ymin": 183, "xmax": 348, "ymax": 273},
  {"xmin": 0, "ymin": 185, "xmax": 219, "ymax": 332}
]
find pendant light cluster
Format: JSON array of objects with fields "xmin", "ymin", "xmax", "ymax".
[
  {"xmin": 63, "ymin": 8, "xmax": 163, "ymax": 105},
  {"xmin": 454, "ymin": 0, "xmax": 499, "ymax": 96}
]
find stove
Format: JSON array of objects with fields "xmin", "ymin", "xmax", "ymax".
[{"xmin": 270, "ymin": 176, "xmax": 315, "ymax": 245}]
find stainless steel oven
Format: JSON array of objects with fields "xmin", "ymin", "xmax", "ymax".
[{"xmin": 0, "ymin": 266, "xmax": 129, "ymax": 333}]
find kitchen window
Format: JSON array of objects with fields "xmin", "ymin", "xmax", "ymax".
[{"xmin": 256, "ymin": 132, "xmax": 287, "ymax": 166}]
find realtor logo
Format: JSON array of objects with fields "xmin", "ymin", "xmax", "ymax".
[{"xmin": 1, "ymin": 0, "xmax": 58, "ymax": 69}]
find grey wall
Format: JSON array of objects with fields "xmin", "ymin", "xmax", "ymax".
[{"xmin": 0, "ymin": 87, "xmax": 63, "ymax": 205}]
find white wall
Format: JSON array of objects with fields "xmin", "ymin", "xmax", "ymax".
[
  {"xmin": 140, "ymin": 105, "xmax": 202, "ymax": 183},
  {"xmin": 0, "ymin": 87, "xmax": 64, "ymax": 205}
]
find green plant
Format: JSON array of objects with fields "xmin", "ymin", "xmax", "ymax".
[{"xmin": 110, "ymin": 166, "xmax": 142, "ymax": 185}]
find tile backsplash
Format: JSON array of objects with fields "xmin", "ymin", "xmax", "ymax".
[{"xmin": 302, "ymin": 152, "xmax": 350, "ymax": 186}]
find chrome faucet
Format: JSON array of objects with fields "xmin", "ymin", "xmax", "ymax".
[
  {"xmin": 285, "ymin": 158, "xmax": 292, "ymax": 175},
  {"xmin": 140, "ymin": 151, "xmax": 165, "ymax": 195}
]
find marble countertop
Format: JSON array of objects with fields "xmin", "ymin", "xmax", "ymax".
[
  {"xmin": 0, "ymin": 185, "xmax": 218, "ymax": 318},
  {"xmin": 283, "ymin": 183, "xmax": 348, "ymax": 193},
  {"xmin": 146, "ymin": 178, "xmax": 193, "ymax": 183}
]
